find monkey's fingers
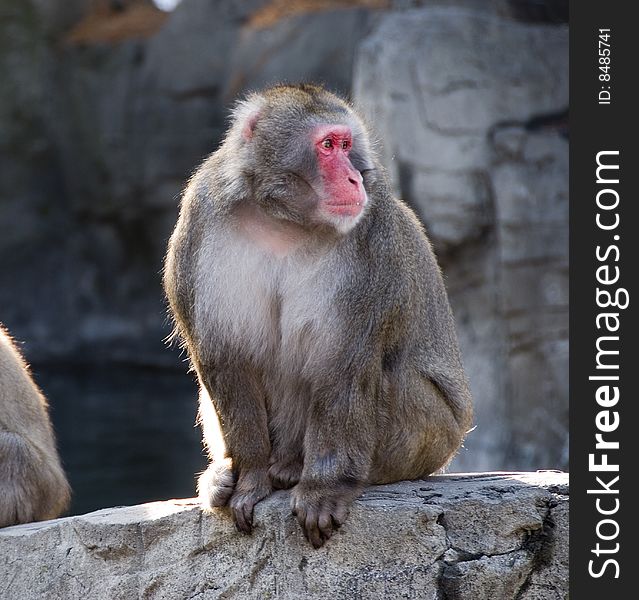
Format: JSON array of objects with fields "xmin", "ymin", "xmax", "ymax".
[
  {"xmin": 305, "ymin": 510, "xmax": 326, "ymax": 549},
  {"xmin": 229, "ymin": 470, "xmax": 273, "ymax": 534},
  {"xmin": 293, "ymin": 503, "xmax": 324, "ymax": 548},
  {"xmin": 230, "ymin": 495, "xmax": 255, "ymax": 534},
  {"xmin": 291, "ymin": 499, "xmax": 313, "ymax": 543},
  {"xmin": 316, "ymin": 511, "xmax": 335, "ymax": 542},
  {"xmin": 291, "ymin": 500, "xmax": 305, "ymax": 527},
  {"xmin": 331, "ymin": 502, "xmax": 349, "ymax": 528},
  {"xmin": 292, "ymin": 494, "xmax": 350, "ymax": 548},
  {"xmin": 315, "ymin": 500, "xmax": 349, "ymax": 545}
]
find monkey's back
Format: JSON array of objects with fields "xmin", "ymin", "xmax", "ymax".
[
  {"xmin": 0, "ymin": 327, "xmax": 55, "ymax": 444},
  {"xmin": 352, "ymin": 182, "xmax": 473, "ymax": 432},
  {"xmin": 0, "ymin": 326, "xmax": 71, "ymax": 526}
]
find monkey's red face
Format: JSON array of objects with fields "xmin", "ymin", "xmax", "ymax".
[
  {"xmin": 313, "ymin": 124, "xmax": 367, "ymax": 218},
  {"xmin": 237, "ymin": 94, "xmax": 374, "ymax": 233}
]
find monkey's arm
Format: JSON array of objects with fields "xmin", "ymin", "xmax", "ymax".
[
  {"xmin": 292, "ymin": 364, "xmax": 380, "ymax": 548},
  {"xmin": 196, "ymin": 355, "xmax": 273, "ymax": 533},
  {"xmin": 164, "ymin": 201, "xmax": 273, "ymax": 533}
]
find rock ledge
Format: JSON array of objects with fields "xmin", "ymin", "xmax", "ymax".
[{"xmin": 0, "ymin": 471, "xmax": 568, "ymax": 599}]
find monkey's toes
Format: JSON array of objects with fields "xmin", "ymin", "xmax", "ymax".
[
  {"xmin": 268, "ymin": 459, "xmax": 302, "ymax": 490},
  {"xmin": 198, "ymin": 460, "xmax": 236, "ymax": 509},
  {"xmin": 229, "ymin": 470, "xmax": 273, "ymax": 534},
  {"xmin": 230, "ymin": 493, "xmax": 258, "ymax": 534},
  {"xmin": 291, "ymin": 491, "xmax": 350, "ymax": 549}
]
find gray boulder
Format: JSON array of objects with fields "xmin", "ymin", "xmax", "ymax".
[{"xmin": 0, "ymin": 472, "xmax": 568, "ymax": 599}]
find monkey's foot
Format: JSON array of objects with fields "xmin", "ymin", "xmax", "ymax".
[
  {"xmin": 229, "ymin": 469, "xmax": 272, "ymax": 534},
  {"xmin": 197, "ymin": 459, "xmax": 236, "ymax": 509},
  {"xmin": 290, "ymin": 482, "xmax": 359, "ymax": 549},
  {"xmin": 268, "ymin": 457, "xmax": 303, "ymax": 490}
]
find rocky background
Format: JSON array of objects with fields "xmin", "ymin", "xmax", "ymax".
[{"xmin": 0, "ymin": 0, "xmax": 568, "ymax": 510}]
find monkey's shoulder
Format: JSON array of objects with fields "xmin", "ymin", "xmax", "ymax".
[
  {"xmin": 181, "ymin": 150, "xmax": 248, "ymax": 215},
  {"xmin": 359, "ymin": 193, "xmax": 440, "ymax": 280}
]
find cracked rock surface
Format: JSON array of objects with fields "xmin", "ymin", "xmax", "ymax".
[{"xmin": 0, "ymin": 472, "xmax": 568, "ymax": 600}]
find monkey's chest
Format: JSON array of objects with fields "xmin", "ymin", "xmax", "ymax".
[{"xmin": 195, "ymin": 232, "xmax": 338, "ymax": 371}]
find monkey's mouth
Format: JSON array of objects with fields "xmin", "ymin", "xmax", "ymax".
[{"xmin": 325, "ymin": 200, "xmax": 364, "ymax": 216}]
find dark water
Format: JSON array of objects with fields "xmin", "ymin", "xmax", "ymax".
[{"xmin": 34, "ymin": 364, "xmax": 206, "ymax": 517}]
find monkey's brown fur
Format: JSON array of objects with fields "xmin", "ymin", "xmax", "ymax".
[
  {"xmin": 164, "ymin": 84, "xmax": 473, "ymax": 547},
  {"xmin": 0, "ymin": 325, "xmax": 70, "ymax": 528}
]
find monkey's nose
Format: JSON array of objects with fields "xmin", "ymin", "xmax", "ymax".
[{"xmin": 348, "ymin": 176, "xmax": 360, "ymax": 187}]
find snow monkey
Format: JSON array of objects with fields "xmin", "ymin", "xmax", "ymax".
[
  {"xmin": 164, "ymin": 84, "xmax": 473, "ymax": 548},
  {"xmin": 0, "ymin": 325, "xmax": 70, "ymax": 527}
]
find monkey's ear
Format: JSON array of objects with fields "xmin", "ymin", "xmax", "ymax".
[
  {"xmin": 242, "ymin": 111, "xmax": 261, "ymax": 141},
  {"xmin": 233, "ymin": 95, "xmax": 266, "ymax": 142}
]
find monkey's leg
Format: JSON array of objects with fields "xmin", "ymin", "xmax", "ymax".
[
  {"xmin": 197, "ymin": 362, "xmax": 273, "ymax": 534},
  {"xmin": 291, "ymin": 379, "xmax": 377, "ymax": 548},
  {"xmin": 369, "ymin": 374, "xmax": 469, "ymax": 483}
]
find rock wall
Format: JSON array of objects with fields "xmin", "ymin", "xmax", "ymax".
[
  {"xmin": 0, "ymin": 1, "xmax": 568, "ymax": 471},
  {"xmin": 0, "ymin": 472, "xmax": 568, "ymax": 599},
  {"xmin": 0, "ymin": 0, "xmax": 384, "ymax": 365},
  {"xmin": 353, "ymin": 8, "xmax": 568, "ymax": 471}
]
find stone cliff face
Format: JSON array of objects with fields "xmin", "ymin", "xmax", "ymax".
[
  {"xmin": 0, "ymin": 0, "xmax": 380, "ymax": 365},
  {"xmin": 0, "ymin": 472, "xmax": 568, "ymax": 599},
  {"xmin": 0, "ymin": 1, "xmax": 567, "ymax": 471}
]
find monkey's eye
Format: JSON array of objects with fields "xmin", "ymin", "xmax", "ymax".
[
  {"xmin": 341, "ymin": 140, "xmax": 349, "ymax": 150},
  {"xmin": 322, "ymin": 138, "xmax": 333, "ymax": 149}
]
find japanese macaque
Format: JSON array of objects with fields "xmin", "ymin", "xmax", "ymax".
[
  {"xmin": 164, "ymin": 84, "xmax": 473, "ymax": 548},
  {"xmin": 0, "ymin": 325, "xmax": 70, "ymax": 527}
]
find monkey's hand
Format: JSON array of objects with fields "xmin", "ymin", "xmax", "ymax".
[
  {"xmin": 198, "ymin": 461, "xmax": 272, "ymax": 533},
  {"xmin": 228, "ymin": 468, "xmax": 272, "ymax": 534},
  {"xmin": 290, "ymin": 479, "xmax": 362, "ymax": 549}
]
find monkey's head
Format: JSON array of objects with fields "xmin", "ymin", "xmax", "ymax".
[{"xmin": 228, "ymin": 84, "xmax": 376, "ymax": 234}]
